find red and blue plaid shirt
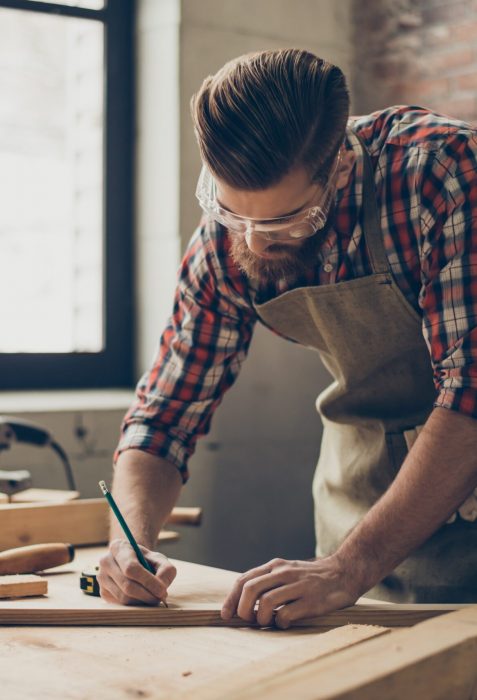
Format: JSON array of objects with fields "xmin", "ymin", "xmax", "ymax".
[{"xmin": 117, "ymin": 106, "xmax": 477, "ymax": 482}]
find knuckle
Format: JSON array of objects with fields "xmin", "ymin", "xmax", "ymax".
[
  {"xmin": 271, "ymin": 558, "xmax": 286, "ymax": 567},
  {"xmin": 275, "ymin": 610, "xmax": 291, "ymax": 629},
  {"xmin": 123, "ymin": 562, "xmax": 140, "ymax": 578},
  {"xmin": 122, "ymin": 581, "xmax": 137, "ymax": 598},
  {"xmin": 242, "ymin": 580, "xmax": 256, "ymax": 595},
  {"xmin": 260, "ymin": 591, "xmax": 274, "ymax": 605},
  {"xmin": 98, "ymin": 556, "xmax": 110, "ymax": 570},
  {"xmin": 282, "ymin": 566, "xmax": 296, "ymax": 580}
]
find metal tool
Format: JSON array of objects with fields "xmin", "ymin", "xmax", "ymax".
[
  {"xmin": 0, "ymin": 416, "xmax": 77, "ymax": 491},
  {"xmin": 0, "ymin": 469, "xmax": 32, "ymax": 496}
]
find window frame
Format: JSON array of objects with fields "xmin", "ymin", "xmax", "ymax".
[{"xmin": 0, "ymin": 0, "xmax": 134, "ymax": 389}]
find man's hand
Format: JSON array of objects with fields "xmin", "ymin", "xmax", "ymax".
[
  {"xmin": 97, "ymin": 539, "xmax": 177, "ymax": 606},
  {"xmin": 221, "ymin": 555, "xmax": 361, "ymax": 629}
]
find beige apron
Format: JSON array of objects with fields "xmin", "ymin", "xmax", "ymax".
[{"xmin": 255, "ymin": 136, "xmax": 477, "ymax": 603}]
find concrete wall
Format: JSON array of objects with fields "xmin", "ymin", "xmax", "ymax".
[{"xmin": 134, "ymin": 0, "xmax": 352, "ymax": 572}]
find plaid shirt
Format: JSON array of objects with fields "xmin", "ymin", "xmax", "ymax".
[{"xmin": 117, "ymin": 106, "xmax": 477, "ymax": 482}]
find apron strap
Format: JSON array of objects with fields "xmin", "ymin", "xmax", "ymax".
[{"xmin": 354, "ymin": 132, "xmax": 391, "ymax": 275}]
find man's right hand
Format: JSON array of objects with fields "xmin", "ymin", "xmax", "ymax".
[{"xmin": 97, "ymin": 538, "xmax": 177, "ymax": 606}]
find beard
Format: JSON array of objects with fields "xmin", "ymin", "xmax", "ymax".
[{"xmin": 228, "ymin": 221, "xmax": 330, "ymax": 286}]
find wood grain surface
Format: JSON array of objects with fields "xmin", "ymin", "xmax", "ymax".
[
  {"xmin": 1, "ymin": 547, "xmax": 475, "ymax": 699},
  {"xmin": 0, "ymin": 547, "xmax": 467, "ymax": 628},
  {"xmin": 219, "ymin": 605, "xmax": 477, "ymax": 700},
  {"xmin": 0, "ymin": 574, "xmax": 47, "ymax": 599},
  {"xmin": 0, "ymin": 499, "xmax": 188, "ymax": 548}
]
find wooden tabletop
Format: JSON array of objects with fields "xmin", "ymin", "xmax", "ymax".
[
  {"xmin": 1, "ymin": 547, "xmax": 476, "ymax": 699},
  {"xmin": 0, "ymin": 546, "xmax": 385, "ymax": 699}
]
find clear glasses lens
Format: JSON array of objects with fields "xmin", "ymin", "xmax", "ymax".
[{"xmin": 196, "ymin": 163, "xmax": 335, "ymax": 241}]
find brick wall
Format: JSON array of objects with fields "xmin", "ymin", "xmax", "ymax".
[{"xmin": 352, "ymin": 0, "xmax": 477, "ymax": 124}]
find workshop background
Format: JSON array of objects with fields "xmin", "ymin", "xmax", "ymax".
[{"xmin": 1, "ymin": 0, "xmax": 476, "ymax": 572}]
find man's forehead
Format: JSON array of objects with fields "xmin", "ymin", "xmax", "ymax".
[{"xmin": 215, "ymin": 167, "xmax": 319, "ymax": 220}]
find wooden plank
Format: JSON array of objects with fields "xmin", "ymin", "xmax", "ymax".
[
  {"xmin": 0, "ymin": 599, "xmax": 468, "ymax": 627},
  {"xmin": 0, "ymin": 575, "xmax": 47, "ymax": 599},
  {"xmin": 9, "ymin": 488, "xmax": 80, "ymax": 503},
  {"xmin": 225, "ymin": 605, "xmax": 477, "ymax": 700},
  {"xmin": 292, "ymin": 601, "xmax": 469, "ymax": 628},
  {"xmin": 0, "ymin": 546, "xmax": 467, "ymax": 629},
  {"xmin": 190, "ymin": 625, "xmax": 391, "ymax": 700},
  {"xmin": 0, "ymin": 499, "xmax": 192, "ymax": 548},
  {"xmin": 0, "ymin": 623, "xmax": 388, "ymax": 700},
  {"xmin": 0, "ymin": 548, "xmax": 473, "ymax": 700},
  {"xmin": 0, "ymin": 547, "xmax": 467, "ymax": 627},
  {"xmin": 158, "ymin": 530, "xmax": 179, "ymax": 543},
  {"xmin": 167, "ymin": 506, "xmax": 202, "ymax": 525}
]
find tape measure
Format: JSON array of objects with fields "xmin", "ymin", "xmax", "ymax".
[{"xmin": 80, "ymin": 566, "xmax": 100, "ymax": 596}]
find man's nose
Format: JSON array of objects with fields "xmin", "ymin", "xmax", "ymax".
[{"xmin": 245, "ymin": 229, "xmax": 273, "ymax": 255}]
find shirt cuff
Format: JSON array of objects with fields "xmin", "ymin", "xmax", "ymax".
[
  {"xmin": 114, "ymin": 423, "xmax": 190, "ymax": 483},
  {"xmin": 434, "ymin": 386, "xmax": 477, "ymax": 419}
]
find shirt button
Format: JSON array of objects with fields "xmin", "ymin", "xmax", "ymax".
[{"xmin": 323, "ymin": 262, "xmax": 334, "ymax": 273}]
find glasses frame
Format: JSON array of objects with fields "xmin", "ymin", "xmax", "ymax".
[{"xmin": 196, "ymin": 152, "xmax": 341, "ymax": 242}]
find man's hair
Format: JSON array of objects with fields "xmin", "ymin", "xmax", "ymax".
[{"xmin": 190, "ymin": 48, "xmax": 350, "ymax": 190}]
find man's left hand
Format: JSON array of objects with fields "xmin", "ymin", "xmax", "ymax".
[{"xmin": 221, "ymin": 555, "xmax": 363, "ymax": 629}]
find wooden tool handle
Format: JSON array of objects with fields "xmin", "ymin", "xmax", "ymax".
[
  {"xmin": 0, "ymin": 542, "xmax": 74, "ymax": 575},
  {"xmin": 166, "ymin": 507, "xmax": 202, "ymax": 526}
]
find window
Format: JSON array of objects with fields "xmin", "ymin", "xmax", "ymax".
[{"xmin": 0, "ymin": 0, "xmax": 133, "ymax": 388}]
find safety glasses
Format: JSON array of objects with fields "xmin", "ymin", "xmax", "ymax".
[{"xmin": 195, "ymin": 154, "xmax": 340, "ymax": 242}]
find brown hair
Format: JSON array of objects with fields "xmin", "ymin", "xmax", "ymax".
[{"xmin": 191, "ymin": 48, "xmax": 350, "ymax": 190}]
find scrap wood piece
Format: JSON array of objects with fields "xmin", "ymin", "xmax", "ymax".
[
  {"xmin": 0, "ymin": 599, "xmax": 468, "ymax": 628},
  {"xmin": 230, "ymin": 605, "xmax": 477, "ymax": 700},
  {"xmin": 166, "ymin": 506, "xmax": 202, "ymax": 526},
  {"xmin": 10, "ymin": 489, "xmax": 80, "ymax": 504},
  {"xmin": 0, "ymin": 575, "xmax": 48, "ymax": 599},
  {"xmin": 0, "ymin": 499, "xmax": 187, "ymax": 548}
]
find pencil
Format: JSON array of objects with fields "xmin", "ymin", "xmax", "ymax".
[{"xmin": 99, "ymin": 480, "xmax": 168, "ymax": 607}]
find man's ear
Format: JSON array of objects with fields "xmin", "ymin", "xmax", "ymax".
[{"xmin": 335, "ymin": 150, "xmax": 356, "ymax": 190}]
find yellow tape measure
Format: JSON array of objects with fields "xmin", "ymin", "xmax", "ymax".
[{"xmin": 79, "ymin": 566, "xmax": 100, "ymax": 596}]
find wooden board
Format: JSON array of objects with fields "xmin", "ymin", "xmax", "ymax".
[
  {"xmin": 0, "ymin": 574, "xmax": 47, "ymax": 599},
  {"xmin": 190, "ymin": 626, "xmax": 391, "ymax": 700},
  {"xmin": 9, "ymin": 488, "xmax": 80, "ymax": 503},
  {"xmin": 217, "ymin": 605, "xmax": 477, "ymax": 700},
  {"xmin": 0, "ymin": 546, "xmax": 475, "ymax": 700},
  {"xmin": 0, "ymin": 489, "xmax": 80, "ymax": 504},
  {"xmin": 0, "ymin": 623, "xmax": 388, "ymax": 700},
  {"xmin": 0, "ymin": 547, "xmax": 467, "ymax": 628},
  {"xmin": 0, "ymin": 498, "xmax": 193, "ymax": 548}
]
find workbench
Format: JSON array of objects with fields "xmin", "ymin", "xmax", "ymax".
[{"xmin": 1, "ymin": 546, "xmax": 476, "ymax": 699}]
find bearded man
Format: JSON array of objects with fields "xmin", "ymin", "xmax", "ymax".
[{"xmin": 98, "ymin": 49, "xmax": 477, "ymax": 628}]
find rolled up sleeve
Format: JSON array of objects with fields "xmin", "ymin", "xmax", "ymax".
[
  {"xmin": 115, "ymin": 224, "xmax": 256, "ymax": 481},
  {"xmin": 419, "ymin": 133, "xmax": 477, "ymax": 418}
]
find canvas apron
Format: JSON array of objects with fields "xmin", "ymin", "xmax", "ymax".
[{"xmin": 254, "ymin": 137, "xmax": 477, "ymax": 603}]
